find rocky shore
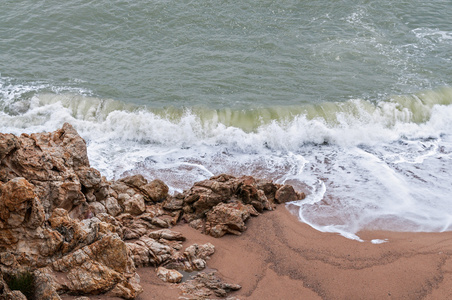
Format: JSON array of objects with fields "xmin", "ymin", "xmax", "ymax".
[{"xmin": 0, "ymin": 123, "xmax": 304, "ymax": 299}]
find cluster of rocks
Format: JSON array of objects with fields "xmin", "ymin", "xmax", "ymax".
[{"xmin": 0, "ymin": 123, "xmax": 304, "ymax": 299}]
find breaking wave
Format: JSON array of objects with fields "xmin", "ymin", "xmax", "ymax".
[{"xmin": 2, "ymin": 80, "xmax": 452, "ymax": 241}]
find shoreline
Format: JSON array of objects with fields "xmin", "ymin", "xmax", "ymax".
[
  {"xmin": 2, "ymin": 124, "xmax": 452, "ymax": 300},
  {"xmin": 140, "ymin": 207, "xmax": 452, "ymax": 299}
]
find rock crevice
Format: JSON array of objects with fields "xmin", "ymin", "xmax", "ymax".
[{"xmin": 0, "ymin": 123, "xmax": 305, "ymax": 299}]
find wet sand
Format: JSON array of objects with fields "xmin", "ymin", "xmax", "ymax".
[{"xmin": 138, "ymin": 207, "xmax": 452, "ymax": 299}]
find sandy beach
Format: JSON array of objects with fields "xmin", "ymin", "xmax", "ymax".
[{"xmin": 137, "ymin": 207, "xmax": 452, "ymax": 300}]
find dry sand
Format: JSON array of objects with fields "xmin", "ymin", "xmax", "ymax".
[{"xmin": 137, "ymin": 207, "xmax": 452, "ymax": 300}]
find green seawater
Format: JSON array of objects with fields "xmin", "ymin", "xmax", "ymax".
[{"xmin": 2, "ymin": 0, "xmax": 452, "ymax": 110}]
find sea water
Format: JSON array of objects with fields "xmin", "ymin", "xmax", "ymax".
[{"xmin": 1, "ymin": 0, "xmax": 452, "ymax": 240}]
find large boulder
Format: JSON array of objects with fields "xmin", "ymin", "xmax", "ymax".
[
  {"xmin": 181, "ymin": 174, "xmax": 303, "ymax": 237},
  {"xmin": 183, "ymin": 174, "xmax": 239, "ymax": 220},
  {"xmin": 0, "ymin": 123, "xmax": 90, "ymax": 217},
  {"xmin": 51, "ymin": 234, "xmax": 141, "ymax": 299}
]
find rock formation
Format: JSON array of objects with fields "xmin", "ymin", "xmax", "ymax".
[{"xmin": 0, "ymin": 123, "xmax": 305, "ymax": 299}]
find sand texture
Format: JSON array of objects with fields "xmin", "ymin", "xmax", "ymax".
[{"xmin": 137, "ymin": 207, "xmax": 452, "ymax": 300}]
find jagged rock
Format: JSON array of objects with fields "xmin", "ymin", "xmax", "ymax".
[
  {"xmin": 118, "ymin": 175, "xmax": 168, "ymax": 203},
  {"xmin": 179, "ymin": 271, "xmax": 241, "ymax": 298},
  {"xmin": 0, "ymin": 252, "xmax": 20, "ymax": 269},
  {"xmin": 205, "ymin": 202, "xmax": 258, "ymax": 238},
  {"xmin": 126, "ymin": 236, "xmax": 174, "ymax": 267},
  {"xmin": 0, "ymin": 177, "xmax": 45, "ymax": 229},
  {"xmin": 141, "ymin": 229, "xmax": 186, "ymax": 252},
  {"xmin": 107, "ymin": 273, "xmax": 143, "ymax": 300},
  {"xmin": 164, "ymin": 243, "xmax": 215, "ymax": 272},
  {"xmin": 0, "ymin": 123, "xmax": 90, "ymax": 217},
  {"xmin": 120, "ymin": 174, "xmax": 148, "ymax": 189},
  {"xmin": 0, "ymin": 178, "xmax": 50, "ymax": 266},
  {"xmin": 96, "ymin": 213, "xmax": 123, "ymax": 238},
  {"xmin": 156, "ymin": 267, "xmax": 183, "ymax": 283},
  {"xmin": 76, "ymin": 167, "xmax": 101, "ymax": 189},
  {"xmin": 123, "ymin": 194, "xmax": 146, "ymax": 215},
  {"xmin": 163, "ymin": 194, "xmax": 184, "ymax": 211},
  {"xmin": 182, "ymin": 174, "xmax": 284, "ymax": 224},
  {"xmin": 182, "ymin": 243, "xmax": 215, "ymax": 271},
  {"xmin": 274, "ymin": 184, "xmax": 300, "ymax": 203},
  {"xmin": 118, "ymin": 212, "xmax": 169, "ymax": 240},
  {"xmin": 141, "ymin": 179, "xmax": 169, "ymax": 202},
  {"xmin": 33, "ymin": 268, "xmax": 61, "ymax": 300},
  {"xmin": 256, "ymin": 179, "xmax": 279, "ymax": 202},
  {"xmin": 48, "ymin": 208, "xmax": 98, "ymax": 255},
  {"xmin": 148, "ymin": 229, "xmax": 186, "ymax": 242},
  {"xmin": 105, "ymin": 197, "xmax": 122, "ymax": 216},
  {"xmin": 88, "ymin": 201, "xmax": 107, "ymax": 215},
  {"xmin": 0, "ymin": 133, "xmax": 18, "ymax": 161},
  {"xmin": 51, "ymin": 234, "xmax": 141, "ymax": 298},
  {"xmin": 181, "ymin": 175, "xmax": 296, "ymax": 237},
  {"xmin": 183, "ymin": 174, "xmax": 239, "ymax": 220},
  {"xmin": 93, "ymin": 178, "xmax": 113, "ymax": 202},
  {"xmin": 0, "ymin": 124, "xmax": 305, "ymax": 299}
]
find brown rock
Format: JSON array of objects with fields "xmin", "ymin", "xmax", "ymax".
[
  {"xmin": 118, "ymin": 175, "xmax": 169, "ymax": 203},
  {"xmin": 123, "ymin": 194, "xmax": 145, "ymax": 215},
  {"xmin": 141, "ymin": 179, "xmax": 169, "ymax": 202},
  {"xmin": 156, "ymin": 267, "xmax": 183, "ymax": 283},
  {"xmin": 0, "ymin": 133, "xmax": 18, "ymax": 161},
  {"xmin": 0, "ymin": 178, "xmax": 36, "ymax": 227},
  {"xmin": 0, "ymin": 271, "xmax": 28, "ymax": 300},
  {"xmin": 104, "ymin": 197, "xmax": 122, "ymax": 216},
  {"xmin": 236, "ymin": 176, "xmax": 259, "ymax": 204},
  {"xmin": 163, "ymin": 195, "xmax": 184, "ymax": 211},
  {"xmin": 118, "ymin": 212, "xmax": 170, "ymax": 240},
  {"xmin": 119, "ymin": 174, "xmax": 148, "ymax": 189},
  {"xmin": 33, "ymin": 268, "xmax": 61, "ymax": 300},
  {"xmin": 148, "ymin": 229, "xmax": 186, "ymax": 241},
  {"xmin": 48, "ymin": 208, "xmax": 98, "ymax": 254},
  {"xmin": 275, "ymin": 185, "xmax": 299, "ymax": 203},
  {"xmin": 76, "ymin": 167, "xmax": 101, "ymax": 189},
  {"xmin": 0, "ymin": 123, "xmax": 91, "ymax": 216},
  {"xmin": 183, "ymin": 174, "xmax": 239, "ymax": 219},
  {"xmin": 107, "ymin": 273, "xmax": 143, "ymax": 300},
  {"xmin": 205, "ymin": 202, "xmax": 257, "ymax": 238},
  {"xmin": 51, "ymin": 234, "xmax": 141, "ymax": 298},
  {"xmin": 179, "ymin": 271, "xmax": 241, "ymax": 298},
  {"xmin": 164, "ymin": 243, "xmax": 215, "ymax": 272},
  {"xmin": 88, "ymin": 202, "xmax": 107, "ymax": 216},
  {"xmin": 126, "ymin": 236, "xmax": 174, "ymax": 267},
  {"xmin": 0, "ymin": 124, "xmax": 306, "ymax": 299},
  {"xmin": 256, "ymin": 179, "xmax": 279, "ymax": 201}
]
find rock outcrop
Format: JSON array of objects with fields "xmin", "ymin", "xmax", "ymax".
[
  {"xmin": 0, "ymin": 123, "xmax": 305, "ymax": 299},
  {"xmin": 182, "ymin": 174, "xmax": 305, "ymax": 237}
]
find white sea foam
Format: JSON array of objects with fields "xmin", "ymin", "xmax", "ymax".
[
  {"xmin": 1, "ymin": 88, "xmax": 452, "ymax": 240},
  {"xmin": 371, "ymin": 239, "xmax": 388, "ymax": 244}
]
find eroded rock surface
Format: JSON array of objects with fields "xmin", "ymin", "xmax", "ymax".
[
  {"xmin": 179, "ymin": 271, "xmax": 242, "ymax": 299},
  {"xmin": 0, "ymin": 124, "xmax": 304, "ymax": 299}
]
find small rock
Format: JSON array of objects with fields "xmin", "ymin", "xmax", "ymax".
[
  {"xmin": 275, "ymin": 185, "xmax": 299, "ymax": 203},
  {"xmin": 156, "ymin": 267, "xmax": 183, "ymax": 283}
]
